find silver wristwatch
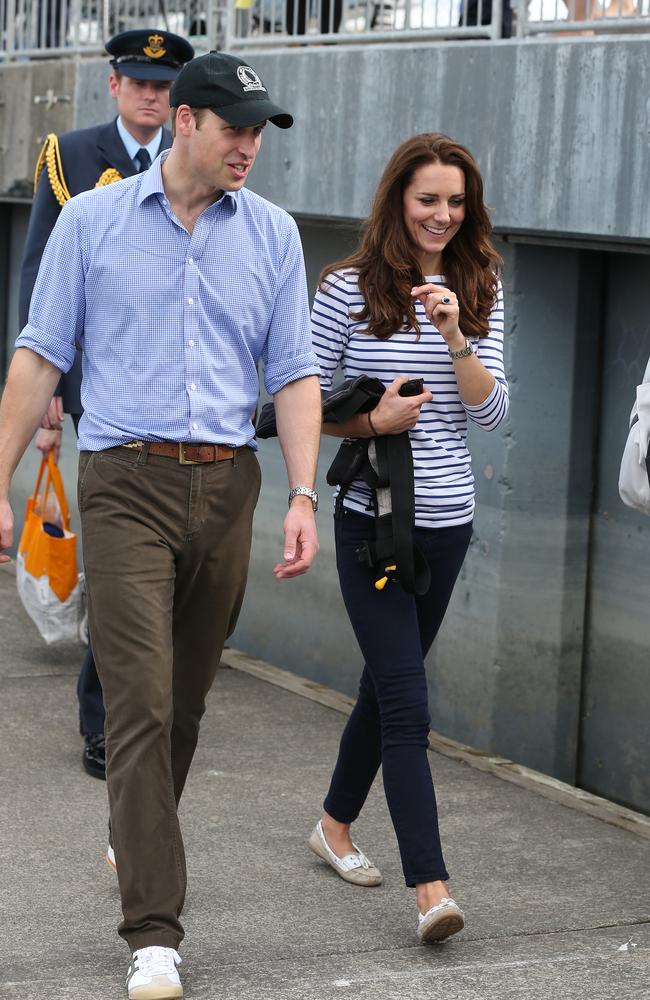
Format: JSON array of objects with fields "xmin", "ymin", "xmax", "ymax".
[
  {"xmin": 288, "ymin": 486, "xmax": 318, "ymax": 512},
  {"xmin": 449, "ymin": 337, "xmax": 475, "ymax": 360}
]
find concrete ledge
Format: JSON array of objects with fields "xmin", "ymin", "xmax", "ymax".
[{"xmin": 220, "ymin": 646, "xmax": 650, "ymax": 842}]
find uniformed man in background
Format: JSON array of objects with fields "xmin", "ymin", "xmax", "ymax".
[{"xmin": 19, "ymin": 28, "xmax": 194, "ymax": 781}]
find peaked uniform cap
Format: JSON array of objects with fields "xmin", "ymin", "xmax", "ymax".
[
  {"xmin": 106, "ymin": 30, "xmax": 194, "ymax": 81},
  {"xmin": 170, "ymin": 51, "xmax": 293, "ymax": 129}
]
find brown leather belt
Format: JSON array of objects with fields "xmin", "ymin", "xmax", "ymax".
[{"xmin": 122, "ymin": 441, "xmax": 236, "ymax": 465}]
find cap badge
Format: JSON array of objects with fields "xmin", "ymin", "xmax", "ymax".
[
  {"xmin": 143, "ymin": 34, "xmax": 166, "ymax": 59},
  {"xmin": 236, "ymin": 66, "xmax": 267, "ymax": 94}
]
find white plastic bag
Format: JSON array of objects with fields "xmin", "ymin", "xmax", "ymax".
[
  {"xmin": 17, "ymin": 557, "xmax": 84, "ymax": 644},
  {"xmin": 619, "ymin": 358, "xmax": 650, "ymax": 516}
]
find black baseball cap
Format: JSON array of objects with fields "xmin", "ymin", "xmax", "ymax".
[
  {"xmin": 106, "ymin": 30, "xmax": 194, "ymax": 82},
  {"xmin": 169, "ymin": 51, "xmax": 293, "ymax": 129}
]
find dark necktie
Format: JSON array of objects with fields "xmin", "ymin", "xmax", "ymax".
[{"xmin": 135, "ymin": 147, "xmax": 151, "ymax": 173}]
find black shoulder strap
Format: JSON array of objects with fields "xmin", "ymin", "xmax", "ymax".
[{"xmin": 373, "ymin": 435, "xmax": 430, "ymax": 596}]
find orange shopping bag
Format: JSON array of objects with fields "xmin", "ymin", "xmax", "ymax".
[{"xmin": 16, "ymin": 453, "xmax": 83, "ymax": 644}]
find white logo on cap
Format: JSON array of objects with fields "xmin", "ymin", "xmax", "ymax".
[{"xmin": 236, "ymin": 66, "xmax": 267, "ymax": 94}]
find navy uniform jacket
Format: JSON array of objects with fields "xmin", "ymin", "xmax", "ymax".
[{"xmin": 19, "ymin": 118, "xmax": 172, "ymax": 414}]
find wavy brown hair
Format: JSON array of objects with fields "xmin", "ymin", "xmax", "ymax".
[{"xmin": 319, "ymin": 133, "xmax": 501, "ymax": 340}]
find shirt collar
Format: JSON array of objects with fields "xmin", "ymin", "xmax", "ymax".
[
  {"xmin": 137, "ymin": 149, "xmax": 239, "ymax": 216},
  {"xmin": 116, "ymin": 116, "xmax": 162, "ymax": 166}
]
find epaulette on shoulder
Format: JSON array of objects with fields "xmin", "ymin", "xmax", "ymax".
[
  {"xmin": 34, "ymin": 134, "xmax": 72, "ymax": 207},
  {"xmin": 96, "ymin": 168, "xmax": 123, "ymax": 188}
]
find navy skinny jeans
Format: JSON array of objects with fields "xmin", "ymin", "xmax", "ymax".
[{"xmin": 324, "ymin": 510, "xmax": 472, "ymax": 887}]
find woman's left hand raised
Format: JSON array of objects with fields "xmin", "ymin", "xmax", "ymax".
[{"xmin": 411, "ymin": 283, "xmax": 465, "ymax": 353}]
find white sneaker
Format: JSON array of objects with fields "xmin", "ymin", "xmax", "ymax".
[{"xmin": 126, "ymin": 946, "xmax": 182, "ymax": 999}]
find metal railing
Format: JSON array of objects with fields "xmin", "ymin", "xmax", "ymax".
[
  {"xmin": 520, "ymin": 0, "xmax": 650, "ymax": 35},
  {"xmin": 225, "ymin": 0, "xmax": 650, "ymax": 44},
  {"xmin": 1, "ymin": 0, "xmax": 648, "ymax": 59},
  {"xmin": 227, "ymin": 0, "xmax": 505, "ymax": 44},
  {"xmin": 0, "ymin": 0, "xmax": 227, "ymax": 60}
]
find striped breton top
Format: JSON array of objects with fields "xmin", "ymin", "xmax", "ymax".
[{"xmin": 311, "ymin": 270, "xmax": 509, "ymax": 529}]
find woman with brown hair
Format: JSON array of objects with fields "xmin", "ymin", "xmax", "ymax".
[{"xmin": 308, "ymin": 133, "xmax": 508, "ymax": 942}]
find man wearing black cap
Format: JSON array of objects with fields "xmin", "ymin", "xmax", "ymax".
[
  {"xmin": 1, "ymin": 51, "xmax": 321, "ymax": 999},
  {"xmin": 18, "ymin": 28, "xmax": 193, "ymax": 784}
]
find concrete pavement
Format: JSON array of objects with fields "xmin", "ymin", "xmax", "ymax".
[{"xmin": 0, "ymin": 564, "xmax": 648, "ymax": 1000}]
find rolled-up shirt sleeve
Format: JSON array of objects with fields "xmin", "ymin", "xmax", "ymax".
[
  {"xmin": 463, "ymin": 279, "xmax": 509, "ymax": 431},
  {"xmin": 262, "ymin": 216, "xmax": 320, "ymax": 396},
  {"xmin": 15, "ymin": 197, "xmax": 87, "ymax": 374}
]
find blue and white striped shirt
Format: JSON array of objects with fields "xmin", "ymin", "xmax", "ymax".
[
  {"xmin": 17, "ymin": 151, "xmax": 320, "ymax": 451},
  {"xmin": 311, "ymin": 270, "xmax": 509, "ymax": 528}
]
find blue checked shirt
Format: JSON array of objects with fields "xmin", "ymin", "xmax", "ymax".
[{"xmin": 16, "ymin": 151, "xmax": 320, "ymax": 451}]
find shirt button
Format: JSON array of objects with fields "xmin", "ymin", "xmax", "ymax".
[
  {"xmin": 188, "ymin": 339, "xmax": 195, "ymax": 348},
  {"xmin": 192, "ymin": 423, "xmax": 198, "ymax": 431},
  {"xmin": 188, "ymin": 257, "xmax": 194, "ymax": 265},
  {"xmin": 190, "ymin": 383, "xmax": 196, "ymax": 391},
  {"xmin": 187, "ymin": 297, "xmax": 194, "ymax": 305}
]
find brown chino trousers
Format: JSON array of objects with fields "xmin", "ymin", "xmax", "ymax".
[{"xmin": 78, "ymin": 444, "xmax": 261, "ymax": 950}]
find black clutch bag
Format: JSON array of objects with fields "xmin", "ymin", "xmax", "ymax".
[{"xmin": 255, "ymin": 375, "xmax": 386, "ymax": 440}]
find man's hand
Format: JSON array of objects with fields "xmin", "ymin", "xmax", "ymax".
[
  {"xmin": 41, "ymin": 395, "xmax": 64, "ymax": 430},
  {"xmin": 0, "ymin": 499, "xmax": 14, "ymax": 564},
  {"xmin": 35, "ymin": 427, "xmax": 62, "ymax": 463},
  {"xmin": 273, "ymin": 497, "xmax": 319, "ymax": 579},
  {"xmin": 273, "ymin": 374, "xmax": 322, "ymax": 578}
]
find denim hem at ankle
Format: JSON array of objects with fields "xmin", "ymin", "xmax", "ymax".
[
  {"xmin": 405, "ymin": 869, "xmax": 450, "ymax": 888},
  {"xmin": 322, "ymin": 797, "xmax": 361, "ymax": 825}
]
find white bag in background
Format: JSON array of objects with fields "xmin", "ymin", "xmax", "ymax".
[{"xmin": 619, "ymin": 358, "xmax": 650, "ymax": 517}]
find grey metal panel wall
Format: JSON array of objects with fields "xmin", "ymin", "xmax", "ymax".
[
  {"xmin": 578, "ymin": 253, "xmax": 650, "ymax": 811},
  {"xmin": 466, "ymin": 244, "xmax": 604, "ymax": 781}
]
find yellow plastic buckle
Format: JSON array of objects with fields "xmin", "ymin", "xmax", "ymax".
[{"xmin": 375, "ymin": 565, "xmax": 397, "ymax": 591}]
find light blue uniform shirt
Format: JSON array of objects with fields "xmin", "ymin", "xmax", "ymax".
[
  {"xmin": 17, "ymin": 151, "xmax": 319, "ymax": 451},
  {"xmin": 115, "ymin": 116, "xmax": 162, "ymax": 169}
]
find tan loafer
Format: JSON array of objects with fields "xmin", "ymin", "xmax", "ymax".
[
  {"xmin": 308, "ymin": 820, "xmax": 383, "ymax": 886},
  {"xmin": 417, "ymin": 897, "xmax": 465, "ymax": 942}
]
